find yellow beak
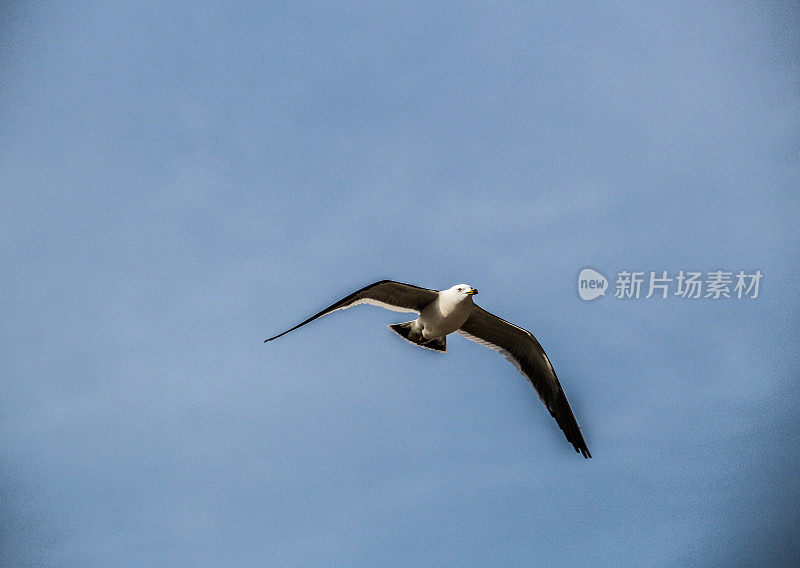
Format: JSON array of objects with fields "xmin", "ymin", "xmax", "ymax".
[{"xmin": 467, "ymin": 288, "xmax": 478, "ymax": 295}]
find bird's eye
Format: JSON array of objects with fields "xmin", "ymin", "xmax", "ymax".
[{"xmin": 457, "ymin": 287, "xmax": 463, "ymax": 292}]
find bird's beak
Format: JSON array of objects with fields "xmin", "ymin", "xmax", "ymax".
[{"xmin": 467, "ymin": 288, "xmax": 478, "ymax": 295}]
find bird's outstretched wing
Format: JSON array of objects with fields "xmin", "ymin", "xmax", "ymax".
[
  {"xmin": 265, "ymin": 280, "xmax": 439, "ymax": 342},
  {"xmin": 458, "ymin": 306, "xmax": 591, "ymax": 458}
]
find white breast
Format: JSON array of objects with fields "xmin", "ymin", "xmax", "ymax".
[{"xmin": 419, "ymin": 291, "xmax": 474, "ymax": 338}]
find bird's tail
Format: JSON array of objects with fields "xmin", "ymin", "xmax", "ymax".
[{"xmin": 388, "ymin": 321, "xmax": 446, "ymax": 352}]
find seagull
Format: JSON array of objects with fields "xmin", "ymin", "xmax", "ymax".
[{"xmin": 265, "ymin": 280, "xmax": 591, "ymax": 458}]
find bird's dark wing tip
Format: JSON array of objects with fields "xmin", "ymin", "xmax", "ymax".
[{"xmin": 570, "ymin": 433, "xmax": 591, "ymax": 458}]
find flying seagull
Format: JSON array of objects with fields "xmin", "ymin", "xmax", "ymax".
[{"xmin": 265, "ymin": 280, "xmax": 591, "ymax": 458}]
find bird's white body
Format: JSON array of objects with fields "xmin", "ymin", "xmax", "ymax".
[{"xmin": 415, "ymin": 285, "xmax": 476, "ymax": 339}]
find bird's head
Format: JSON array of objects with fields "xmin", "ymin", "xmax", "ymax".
[{"xmin": 450, "ymin": 284, "xmax": 478, "ymax": 297}]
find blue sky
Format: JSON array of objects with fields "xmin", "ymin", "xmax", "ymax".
[{"xmin": 1, "ymin": 2, "xmax": 798, "ymax": 566}]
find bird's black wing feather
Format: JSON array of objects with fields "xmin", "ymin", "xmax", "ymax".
[
  {"xmin": 458, "ymin": 306, "xmax": 591, "ymax": 458},
  {"xmin": 265, "ymin": 280, "xmax": 438, "ymax": 342}
]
